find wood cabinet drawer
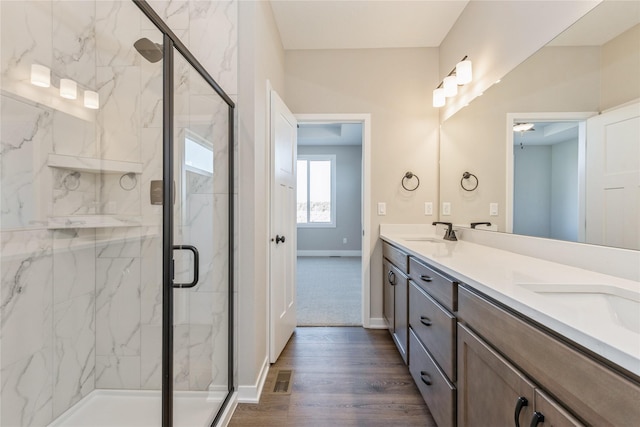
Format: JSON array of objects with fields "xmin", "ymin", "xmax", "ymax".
[
  {"xmin": 383, "ymin": 242, "xmax": 408, "ymax": 273},
  {"xmin": 409, "ymin": 281, "xmax": 456, "ymax": 381},
  {"xmin": 409, "ymin": 329, "xmax": 456, "ymax": 427},
  {"xmin": 409, "ymin": 257, "xmax": 457, "ymax": 311},
  {"xmin": 458, "ymin": 285, "xmax": 640, "ymax": 426}
]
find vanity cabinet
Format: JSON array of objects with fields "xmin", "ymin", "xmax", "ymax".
[
  {"xmin": 408, "ymin": 257, "xmax": 459, "ymax": 427},
  {"xmin": 458, "ymin": 323, "xmax": 583, "ymax": 427},
  {"xmin": 457, "ymin": 285, "xmax": 640, "ymax": 426},
  {"xmin": 382, "ymin": 242, "xmax": 409, "ymax": 364}
]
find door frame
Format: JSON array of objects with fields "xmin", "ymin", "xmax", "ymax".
[
  {"xmin": 291, "ymin": 113, "xmax": 372, "ymax": 328},
  {"xmin": 505, "ymin": 112, "xmax": 594, "ymax": 238}
]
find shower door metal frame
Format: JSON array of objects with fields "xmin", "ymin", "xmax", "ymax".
[{"xmin": 133, "ymin": 2, "xmax": 236, "ymax": 426}]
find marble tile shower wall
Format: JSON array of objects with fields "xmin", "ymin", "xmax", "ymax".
[{"xmin": 0, "ymin": 1, "xmax": 237, "ymax": 426}]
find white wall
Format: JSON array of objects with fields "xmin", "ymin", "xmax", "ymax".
[
  {"xmin": 237, "ymin": 0, "xmax": 285, "ymax": 397},
  {"xmin": 285, "ymin": 47, "xmax": 440, "ymax": 322},
  {"xmin": 297, "ymin": 145, "xmax": 362, "ymax": 253}
]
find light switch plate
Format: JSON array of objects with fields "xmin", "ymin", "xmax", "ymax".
[
  {"xmin": 425, "ymin": 202, "xmax": 433, "ymax": 215},
  {"xmin": 377, "ymin": 202, "xmax": 386, "ymax": 216},
  {"xmin": 490, "ymin": 202, "xmax": 499, "ymax": 216},
  {"xmin": 442, "ymin": 202, "xmax": 451, "ymax": 216}
]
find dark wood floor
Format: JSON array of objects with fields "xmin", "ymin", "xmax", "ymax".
[{"xmin": 229, "ymin": 327, "xmax": 436, "ymax": 426}]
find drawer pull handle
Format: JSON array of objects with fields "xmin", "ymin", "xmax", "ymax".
[
  {"xmin": 514, "ymin": 396, "xmax": 528, "ymax": 427},
  {"xmin": 419, "ymin": 371, "xmax": 432, "ymax": 386},
  {"xmin": 388, "ymin": 270, "xmax": 396, "ymax": 286},
  {"xmin": 420, "ymin": 275, "xmax": 432, "ymax": 282},
  {"xmin": 420, "ymin": 316, "xmax": 432, "ymax": 326},
  {"xmin": 529, "ymin": 412, "xmax": 544, "ymax": 427}
]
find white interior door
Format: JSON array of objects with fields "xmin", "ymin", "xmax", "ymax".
[
  {"xmin": 586, "ymin": 101, "xmax": 640, "ymax": 250},
  {"xmin": 269, "ymin": 88, "xmax": 298, "ymax": 362}
]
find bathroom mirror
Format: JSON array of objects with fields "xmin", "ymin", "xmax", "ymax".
[{"xmin": 439, "ymin": 0, "xmax": 640, "ymax": 250}]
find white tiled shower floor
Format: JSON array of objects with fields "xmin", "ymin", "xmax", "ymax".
[{"xmin": 48, "ymin": 389, "xmax": 227, "ymax": 427}]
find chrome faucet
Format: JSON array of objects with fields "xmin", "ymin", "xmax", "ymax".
[{"xmin": 432, "ymin": 222, "xmax": 457, "ymax": 241}]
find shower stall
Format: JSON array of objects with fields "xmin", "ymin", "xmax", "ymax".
[{"xmin": 0, "ymin": 1, "xmax": 235, "ymax": 426}]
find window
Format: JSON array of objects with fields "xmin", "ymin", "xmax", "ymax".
[
  {"xmin": 297, "ymin": 155, "xmax": 336, "ymax": 227},
  {"xmin": 184, "ymin": 130, "xmax": 213, "ymax": 176}
]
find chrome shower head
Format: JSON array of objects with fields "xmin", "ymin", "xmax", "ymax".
[{"xmin": 134, "ymin": 38, "xmax": 163, "ymax": 63}]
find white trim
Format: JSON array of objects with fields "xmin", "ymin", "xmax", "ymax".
[
  {"xmin": 237, "ymin": 355, "xmax": 270, "ymax": 404},
  {"xmin": 297, "ymin": 250, "xmax": 362, "ymax": 257},
  {"xmin": 295, "ymin": 113, "xmax": 372, "ymax": 329},
  {"xmin": 505, "ymin": 112, "xmax": 596, "ymax": 234},
  {"xmin": 367, "ymin": 317, "xmax": 388, "ymax": 329}
]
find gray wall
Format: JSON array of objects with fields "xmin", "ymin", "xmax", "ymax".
[
  {"xmin": 514, "ymin": 138, "xmax": 579, "ymax": 240},
  {"xmin": 297, "ymin": 145, "xmax": 362, "ymax": 252}
]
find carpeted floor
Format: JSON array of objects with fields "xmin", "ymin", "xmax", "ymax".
[{"xmin": 296, "ymin": 256, "xmax": 362, "ymax": 326}]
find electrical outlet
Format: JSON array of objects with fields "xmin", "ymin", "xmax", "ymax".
[
  {"xmin": 343, "ymin": 237, "xmax": 348, "ymax": 244},
  {"xmin": 377, "ymin": 202, "xmax": 386, "ymax": 216},
  {"xmin": 442, "ymin": 202, "xmax": 451, "ymax": 216},
  {"xmin": 490, "ymin": 203, "xmax": 499, "ymax": 216},
  {"xmin": 424, "ymin": 202, "xmax": 433, "ymax": 215}
]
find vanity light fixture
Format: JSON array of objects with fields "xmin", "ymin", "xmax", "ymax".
[
  {"xmin": 432, "ymin": 55, "xmax": 472, "ymax": 107},
  {"xmin": 59, "ymin": 78, "xmax": 77, "ymax": 99},
  {"xmin": 84, "ymin": 90, "xmax": 100, "ymax": 109},
  {"xmin": 432, "ymin": 87, "xmax": 445, "ymax": 108},
  {"xmin": 30, "ymin": 64, "xmax": 51, "ymax": 87},
  {"xmin": 456, "ymin": 59, "xmax": 473, "ymax": 85},
  {"xmin": 443, "ymin": 75, "xmax": 458, "ymax": 97}
]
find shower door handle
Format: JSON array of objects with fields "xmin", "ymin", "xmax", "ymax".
[{"xmin": 172, "ymin": 245, "xmax": 199, "ymax": 288}]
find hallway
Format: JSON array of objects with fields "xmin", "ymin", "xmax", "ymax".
[{"xmin": 229, "ymin": 327, "xmax": 435, "ymax": 426}]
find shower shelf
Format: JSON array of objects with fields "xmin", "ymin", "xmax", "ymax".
[
  {"xmin": 48, "ymin": 153, "xmax": 143, "ymax": 174},
  {"xmin": 47, "ymin": 215, "xmax": 142, "ymax": 229}
]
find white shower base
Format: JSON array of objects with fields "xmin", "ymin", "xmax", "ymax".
[{"xmin": 48, "ymin": 389, "xmax": 228, "ymax": 427}]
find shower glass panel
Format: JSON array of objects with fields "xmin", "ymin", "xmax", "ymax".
[
  {"xmin": 0, "ymin": 1, "xmax": 233, "ymax": 426},
  {"xmin": 171, "ymin": 46, "xmax": 231, "ymax": 426}
]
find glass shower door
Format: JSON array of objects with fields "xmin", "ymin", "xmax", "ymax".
[{"xmin": 170, "ymin": 45, "xmax": 231, "ymax": 426}]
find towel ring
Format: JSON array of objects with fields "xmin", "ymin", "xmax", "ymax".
[
  {"xmin": 402, "ymin": 172, "xmax": 420, "ymax": 191},
  {"xmin": 461, "ymin": 171, "xmax": 478, "ymax": 192}
]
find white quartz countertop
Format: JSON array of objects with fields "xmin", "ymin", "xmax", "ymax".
[{"xmin": 380, "ymin": 228, "xmax": 640, "ymax": 377}]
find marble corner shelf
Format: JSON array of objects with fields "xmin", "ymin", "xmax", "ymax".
[
  {"xmin": 48, "ymin": 215, "xmax": 142, "ymax": 229},
  {"xmin": 48, "ymin": 153, "xmax": 143, "ymax": 174}
]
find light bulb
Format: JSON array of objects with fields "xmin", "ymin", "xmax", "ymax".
[
  {"xmin": 432, "ymin": 88, "xmax": 445, "ymax": 108},
  {"xmin": 443, "ymin": 75, "xmax": 457, "ymax": 97},
  {"xmin": 456, "ymin": 59, "xmax": 472, "ymax": 85},
  {"xmin": 60, "ymin": 79, "xmax": 77, "ymax": 99},
  {"xmin": 31, "ymin": 64, "xmax": 51, "ymax": 87},
  {"xmin": 84, "ymin": 90, "xmax": 99, "ymax": 109}
]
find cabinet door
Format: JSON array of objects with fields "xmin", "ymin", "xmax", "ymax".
[
  {"xmin": 383, "ymin": 260, "xmax": 395, "ymax": 333},
  {"xmin": 530, "ymin": 390, "xmax": 584, "ymax": 427},
  {"xmin": 458, "ymin": 324, "xmax": 535, "ymax": 427}
]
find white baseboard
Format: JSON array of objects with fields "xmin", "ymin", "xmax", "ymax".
[
  {"xmin": 367, "ymin": 317, "xmax": 388, "ymax": 329},
  {"xmin": 297, "ymin": 250, "xmax": 362, "ymax": 257},
  {"xmin": 216, "ymin": 392, "xmax": 238, "ymax": 427},
  {"xmin": 237, "ymin": 355, "xmax": 269, "ymax": 404}
]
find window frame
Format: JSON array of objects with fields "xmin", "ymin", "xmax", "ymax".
[{"xmin": 297, "ymin": 154, "xmax": 337, "ymax": 228}]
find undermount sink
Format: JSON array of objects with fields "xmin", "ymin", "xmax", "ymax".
[
  {"xmin": 519, "ymin": 284, "xmax": 640, "ymax": 334},
  {"xmin": 402, "ymin": 237, "xmax": 445, "ymax": 243}
]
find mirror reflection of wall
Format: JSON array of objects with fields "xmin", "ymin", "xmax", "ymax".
[
  {"xmin": 513, "ymin": 121, "xmax": 582, "ymax": 242},
  {"xmin": 439, "ymin": 0, "xmax": 640, "ymax": 250}
]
